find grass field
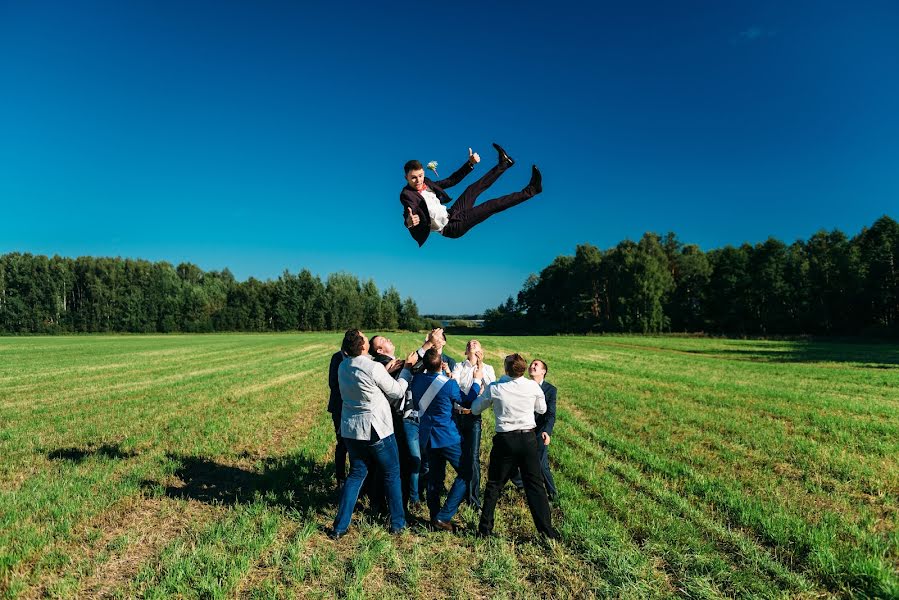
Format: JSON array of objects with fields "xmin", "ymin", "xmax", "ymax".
[{"xmin": 1, "ymin": 333, "xmax": 897, "ymax": 599}]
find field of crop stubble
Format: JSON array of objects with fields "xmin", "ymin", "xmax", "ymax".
[{"xmin": 0, "ymin": 333, "xmax": 897, "ymax": 599}]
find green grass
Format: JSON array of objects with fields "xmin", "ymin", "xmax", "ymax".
[{"xmin": 1, "ymin": 333, "xmax": 897, "ymax": 598}]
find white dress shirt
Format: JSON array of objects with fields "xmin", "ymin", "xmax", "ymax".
[
  {"xmin": 471, "ymin": 375, "xmax": 546, "ymax": 432},
  {"xmin": 451, "ymin": 359, "xmax": 496, "ymax": 398},
  {"xmin": 338, "ymin": 354, "xmax": 411, "ymax": 440},
  {"xmin": 420, "ymin": 188, "xmax": 449, "ymax": 232}
]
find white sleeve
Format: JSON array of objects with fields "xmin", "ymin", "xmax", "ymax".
[
  {"xmin": 534, "ymin": 385, "xmax": 547, "ymax": 415},
  {"xmin": 471, "ymin": 382, "xmax": 494, "ymax": 415},
  {"xmin": 374, "ymin": 362, "xmax": 409, "ymax": 400}
]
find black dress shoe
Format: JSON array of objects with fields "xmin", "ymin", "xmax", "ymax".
[
  {"xmin": 476, "ymin": 529, "xmax": 495, "ymax": 538},
  {"xmin": 389, "ymin": 526, "xmax": 407, "ymax": 535},
  {"xmin": 328, "ymin": 529, "xmax": 347, "ymax": 540},
  {"xmin": 432, "ymin": 519, "xmax": 456, "ymax": 532},
  {"xmin": 525, "ymin": 165, "xmax": 542, "ymax": 195},
  {"xmin": 493, "ymin": 143, "xmax": 514, "ymax": 169}
]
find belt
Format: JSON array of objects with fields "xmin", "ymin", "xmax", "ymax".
[{"xmin": 499, "ymin": 428, "xmax": 536, "ymax": 434}]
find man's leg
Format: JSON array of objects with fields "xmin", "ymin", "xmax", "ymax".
[
  {"xmin": 392, "ymin": 414, "xmax": 411, "ymax": 509},
  {"xmin": 442, "ymin": 166, "xmax": 541, "ymax": 239},
  {"xmin": 333, "ymin": 438, "xmax": 369, "ymax": 534},
  {"xmin": 477, "ymin": 433, "xmax": 518, "ymax": 535},
  {"xmin": 448, "ymin": 163, "xmax": 509, "ymax": 215},
  {"xmin": 435, "ymin": 442, "xmax": 472, "ymax": 523},
  {"xmin": 538, "ymin": 438, "xmax": 558, "ymax": 500},
  {"xmin": 371, "ymin": 434, "xmax": 406, "ymax": 532},
  {"xmin": 331, "ymin": 411, "xmax": 347, "ymax": 486},
  {"xmin": 426, "ymin": 449, "xmax": 447, "ymax": 523},
  {"xmin": 459, "ymin": 415, "xmax": 483, "ymax": 509},
  {"xmin": 517, "ymin": 433, "xmax": 559, "ymax": 539},
  {"xmin": 403, "ymin": 418, "xmax": 422, "ymax": 504}
]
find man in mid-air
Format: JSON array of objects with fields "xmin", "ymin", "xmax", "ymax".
[{"xmin": 400, "ymin": 144, "xmax": 542, "ymax": 246}]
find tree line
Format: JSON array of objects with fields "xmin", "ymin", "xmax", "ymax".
[
  {"xmin": 484, "ymin": 215, "xmax": 899, "ymax": 337},
  {"xmin": 0, "ymin": 256, "xmax": 423, "ymax": 334}
]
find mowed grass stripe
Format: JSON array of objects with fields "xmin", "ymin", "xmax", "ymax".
[
  {"xmin": 560, "ymin": 410, "xmax": 816, "ymax": 597},
  {"xmin": 562, "ymin": 369, "xmax": 898, "ymax": 536},
  {"xmin": 567, "ymin": 397, "xmax": 898, "ymax": 597}
]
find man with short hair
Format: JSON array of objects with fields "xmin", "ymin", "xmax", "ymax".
[
  {"xmin": 511, "ymin": 359, "xmax": 559, "ymax": 501},
  {"xmin": 471, "ymin": 353, "xmax": 560, "ymax": 539},
  {"xmin": 369, "ymin": 334, "xmax": 416, "ymax": 508},
  {"xmin": 331, "ymin": 329, "xmax": 417, "ymax": 538},
  {"xmin": 401, "ymin": 144, "xmax": 543, "ymax": 246},
  {"xmin": 450, "ymin": 339, "xmax": 496, "ymax": 510},
  {"xmin": 411, "ymin": 348, "xmax": 482, "ymax": 531}
]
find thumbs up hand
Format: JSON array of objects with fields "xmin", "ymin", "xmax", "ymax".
[
  {"xmin": 405, "ymin": 207, "xmax": 420, "ymax": 228},
  {"xmin": 468, "ymin": 147, "xmax": 480, "ymax": 165}
]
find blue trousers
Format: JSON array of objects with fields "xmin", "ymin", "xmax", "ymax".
[
  {"xmin": 333, "ymin": 433, "xmax": 405, "ymax": 533},
  {"xmin": 427, "ymin": 442, "xmax": 472, "ymax": 523}
]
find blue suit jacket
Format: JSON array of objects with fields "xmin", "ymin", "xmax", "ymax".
[{"xmin": 412, "ymin": 372, "xmax": 479, "ymax": 450}]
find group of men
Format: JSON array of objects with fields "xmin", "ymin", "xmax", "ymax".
[{"xmin": 327, "ymin": 328, "xmax": 559, "ymax": 539}]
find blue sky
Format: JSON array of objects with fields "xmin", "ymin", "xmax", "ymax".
[{"xmin": 2, "ymin": 1, "xmax": 897, "ymax": 314}]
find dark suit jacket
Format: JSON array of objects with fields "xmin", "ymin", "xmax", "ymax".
[
  {"xmin": 327, "ymin": 350, "xmax": 345, "ymax": 414},
  {"xmin": 534, "ymin": 381, "xmax": 557, "ymax": 436},
  {"xmin": 400, "ymin": 160, "xmax": 475, "ymax": 246}
]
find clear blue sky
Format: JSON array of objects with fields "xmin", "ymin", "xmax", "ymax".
[{"xmin": 2, "ymin": 1, "xmax": 897, "ymax": 314}]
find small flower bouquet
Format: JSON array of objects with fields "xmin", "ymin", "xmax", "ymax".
[{"xmin": 426, "ymin": 161, "xmax": 439, "ymax": 177}]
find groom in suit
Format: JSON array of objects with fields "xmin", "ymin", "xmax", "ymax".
[{"xmin": 400, "ymin": 144, "xmax": 543, "ymax": 246}]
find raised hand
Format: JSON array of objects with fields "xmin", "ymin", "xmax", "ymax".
[
  {"xmin": 468, "ymin": 147, "xmax": 480, "ymax": 165},
  {"xmin": 405, "ymin": 207, "xmax": 420, "ymax": 228},
  {"xmin": 405, "ymin": 350, "xmax": 419, "ymax": 368}
]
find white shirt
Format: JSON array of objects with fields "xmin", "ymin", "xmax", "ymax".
[
  {"xmin": 338, "ymin": 354, "xmax": 411, "ymax": 440},
  {"xmin": 471, "ymin": 375, "xmax": 546, "ymax": 432},
  {"xmin": 420, "ymin": 188, "xmax": 449, "ymax": 232},
  {"xmin": 451, "ymin": 360, "xmax": 496, "ymax": 395}
]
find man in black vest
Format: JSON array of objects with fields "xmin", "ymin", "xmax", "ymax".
[{"xmin": 400, "ymin": 144, "xmax": 542, "ymax": 246}]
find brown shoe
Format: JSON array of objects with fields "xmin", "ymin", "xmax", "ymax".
[{"xmin": 431, "ymin": 519, "xmax": 456, "ymax": 532}]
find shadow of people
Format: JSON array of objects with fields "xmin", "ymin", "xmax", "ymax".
[
  {"xmin": 47, "ymin": 443, "xmax": 137, "ymax": 463},
  {"xmin": 140, "ymin": 453, "xmax": 335, "ymax": 514}
]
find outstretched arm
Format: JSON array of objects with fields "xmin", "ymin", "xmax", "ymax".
[{"xmin": 434, "ymin": 148, "xmax": 480, "ymax": 190}]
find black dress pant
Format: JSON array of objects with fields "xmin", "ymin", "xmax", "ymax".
[
  {"xmin": 331, "ymin": 410, "xmax": 347, "ymax": 482},
  {"xmin": 479, "ymin": 429, "xmax": 559, "ymax": 538},
  {"xmin": 442, "ymin": 163, "xmax": 535, "ymax": 239}
]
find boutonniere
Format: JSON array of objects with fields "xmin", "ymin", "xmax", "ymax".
[{"xmin": 426, "ymin": 161, "xmax": 439, "ymax": 178}]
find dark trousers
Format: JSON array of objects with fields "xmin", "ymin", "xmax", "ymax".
[
  {"xmin": 454, "ymin": 413, "xmax": 483, "ymax": 509},
  {"xmin": 331, "ymin": 411, "xmax": 347, "ymax": 482},
  {"xmin": 442, "ymin": 163, "xmax": 535, "ymax": 239},
  {"xmin": 479, "ymin": 430, "xmax": 559, "ymax": 538},
  {"xmin": 510, "ymin": 433, "xmax": 557, "ymax": 499}
]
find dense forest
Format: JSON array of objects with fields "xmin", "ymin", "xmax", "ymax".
[
  {"xmin": 484, "ymin": 215, "xmax": 899, "ymax": 337},
  {"xmin": 0, "ymin": 257, "xmax": 422, "ymax": 334}
]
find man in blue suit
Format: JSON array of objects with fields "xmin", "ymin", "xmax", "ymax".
[{"xmin": 410, "ymin": 348, "xmax": 482, "ymax": 531}]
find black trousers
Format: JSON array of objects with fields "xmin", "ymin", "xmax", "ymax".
[
  {"xmin": 331, "ymin": 410, "xmax": 347, "ymax": 482},
  {"xmin": 510, "ymin": 433, "xmax": 557, "ymax": 500},
  {"xmin": 442, "ymin": 163, "xmax": 535, "ymax": 239},
  {"xmin": 479, "ymin": 430, "xmax": 559, "ymax": 538}
]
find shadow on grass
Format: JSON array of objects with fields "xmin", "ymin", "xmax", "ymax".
[
  {"xmin": 47, "ymin": 443, "xmax": 137, "ymax": 462},
  {"xmin": 140, "ymin": 453, "xmax": 335, "ymax": 514},
  {"xmin": 684, "ymin": 341, "xmax": 899, "ymax": 367}
]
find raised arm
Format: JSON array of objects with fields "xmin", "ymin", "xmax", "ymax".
[{"xmin": 433, "ymin": 149, "xmax": 479, "ymax": 191}]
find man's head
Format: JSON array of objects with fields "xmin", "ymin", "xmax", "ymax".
[
  {"xmin": 368, "ymin": 335, "xmax": 395, "ymax": 357},
  {"xmin": 404, "ymin": 160, "xmax": 426, "ymax": 191},
  {"xmin": 465, "ymin": 339, "xmax": 482, "ymax": 357},
  {"xmin": 504, "ymin": 353, "xmax": 528, "ymax": 378},
  {"xmin": 422, "ymin": 348, "xmax": 443, "ymax": 373},
  {"xmin": 341, "ymin": 329, "xmax": 368, "ymax": 357},
  {"xmin": 529, "ymin": 359, "xmax": 548, "ymax": 380}
]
